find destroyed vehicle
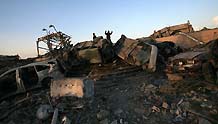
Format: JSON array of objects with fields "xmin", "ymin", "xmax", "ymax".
[
  {"xmin": 74, "ymin": 37, "xmax": 114, "ymax": 63},
  {"xmin": 167, "ymin": 51, "xmax": 208, "ymax": 73},
  {"xmin": 57, "ymin": 37, "xmax": 115, "ymax": 77},
  {"xmin": 166, "ymin": 39, "xmax": 218, "ymax": 84},
  {"xmin": 0, "ymin": 61, "xmax": 56, "ymax": 99},
  {"xmin": 114, "ymin": 35, "xmax": 158, "ymax": 72},
  {"xmin": 137, "ymin": 37, "xmax": 183, "ymax": 61},
  {"xmin": 166, "ymin": 39, "xmax": 218, "ymax": 74}
]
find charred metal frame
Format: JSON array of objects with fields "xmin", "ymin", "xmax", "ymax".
[{"xmin": 36, "ymin": 31, "xmax": 71, "ymax": 57}]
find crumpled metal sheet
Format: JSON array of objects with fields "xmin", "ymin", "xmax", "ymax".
[
  {"xmin": 115, "ymin": 36, "xmax": 157, "ymax": 71},
  {"xmin": 169, "ymin": 51, "xmax": 204, "ymax": 61},
  {"xmin": 116, "ymin": 38, "xmax": 151, "ymax": 65},
  {"xmin": 78, "ymin": 48, "xmax": 102, "ymax": 64}
]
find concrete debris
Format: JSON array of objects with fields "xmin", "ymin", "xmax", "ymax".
[
  {"xmin": 1, "ymin": 23, "xmax": 218, "ymax": 124},
  {"xmin": 151, "ymin": 106, "xmax": 160, "ymax": 112},
  {"xmin": 166, "ymin": 73, "xmax": 183, "ymax": 81},
  {"xmin": 143, "ymin": 84, "xmax": 157, "ymax": 94},
  {"xmin": 198, "ymin": 118, "xmax": 212, "ymax": 124},
  {"xmin": 134, "ymin": 108, "xmax": 145, "ymax": 114},
  {"xmin": 36, "ymin": 104, "xmax": 52, "ymax": 120},
  {"xmin": 99, "ymin": 118, "xmax": 109, "ymax": 124},
  {"xmin": 110, "ymin": 120, "xmax": 118, "ymax": 124},
  {"xmin": 162, "ymin": 102, "xmax": 169, "ymax": 109},
  {"xmin": 50, "ymin": 77, "xmax": 94, "ymax": 98},
  {"xmin": 150, "ymin": 21, "xmax": 194, "ymax": 39},
  {"xmin": 114, "ymin": 108, "xmax": 123, "ymax": 116},
  {"xmin": 61, "ymin": 116, "xmax": 71, "ymax": 124},
  {"xmin": 97, "ymin": 110, "xmax": 110, "ymax": 120}
]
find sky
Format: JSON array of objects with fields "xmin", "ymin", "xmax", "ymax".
[{"xmin": 0, "ymin": 0, "xmax": 218, "ymax": 58}]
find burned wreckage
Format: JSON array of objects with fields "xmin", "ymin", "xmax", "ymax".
[{"xmin": 1, "ymin": 22, "xmax": 218, "ymax": 124}]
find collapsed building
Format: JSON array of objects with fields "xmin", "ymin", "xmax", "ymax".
[
  {"xmin": 150, "ymin": 21, "xmax": 194, "ymax": 39},
  {"xmin": 1, "ymin": 22, "xmax": 218, "ymax": 124},
  {"xmin": 151, "ymin": 21, "xmax": 218, "ymax": 49}
]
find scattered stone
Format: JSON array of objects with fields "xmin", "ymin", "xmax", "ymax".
[
  {"xmin": 0, "ymin": 101, "xmax": 9, "ymax": 107},
  {"xmin": 7, "ymin": 120, "xmax": 15, "ymax": 124},
  {"xmin": 114, "ymin": 108, "xmax": 123, "ymax": 116},
  {"xmin": 200, "ymin": 102, "xmax": 213, "ymax": 109},
  {"xmin": 210, "ymin": 109, "xmax": 218, "ymax": 114},
  {"xmin": 137, "ymin": 118, "xmax": 140, "ymax": 122},
  {"xmin": 110, "ymin": 120, "xmax": 118, "ymax": 124},
  {"xmin": 167, "ymin": 73, "xmax": 183, "ymax": 81},
  {"xmin": 180, "ymin": 101, "xmax": 191, "ymax": 111},
  {"xmin": 172, "ymin": 115, "xmax": 184, "ymax": 123},
  {"xmin": 162, "ymin": 102, "xmax": 169, "ymax": 109},
  {"xmin": 97, "ymin": 110, "xmax": 110, "ymax": 120},
  {"xmin": 100, "ymin": 118, "xmax": 109, "ymax": 124},
  {"xmin": 198, "ymin": 118, "xmax": 211, "ymax": 124},
  {"xmin": 119, "ymin": 119, "xmax": 123, "ymax": 124},
  {"xmin": 151, "ymin": 106, "xmax": 160, "ymax": 112},
  {"xmin": 159, "ymin": 84, "xmax": 177, "ymax": 94},
  {"xmin": 152, "ymin": 78, "xmax": 167, "ymax": 86},
  {"xmin": 142, "ymin": 115, "xmax": 148, "ymax": 120},
  {"xmin": 36, "ymin": 104, "xmax": 52, "ymax": 120},
  {"xmin": 143, "ymin": 84, "xmax": 157, "ymax": 94},
  {"xmin": 175, "ymin": 108, "xmax": 182, "ymax": 115},
  {"xmin": 134, "ymin": 108, "xmax": 145, "ymax": 114},
  {"xmin": 61, "ymin": 116, "xmax": 71, "ymax": 124}
]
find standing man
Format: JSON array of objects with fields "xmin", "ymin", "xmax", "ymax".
[
  {"xmin": 93, "ymin": 33, "xmax": 97, "ymax": 40},
  {"xmin": 105, "ymin": 30, "xmax": 113, "ymax": 41}
]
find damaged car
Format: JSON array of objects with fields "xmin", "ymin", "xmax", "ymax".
[
  {"xmin": 166, "ymin": 50, "xmax": 208, "ymax": 73},
  {"xmin": 166, "ymin": 39, "xmax": 218, "ymax": 84},
  {"xmin": 0, "ymin": 61, "xmax": 56, "ymax": 99}
]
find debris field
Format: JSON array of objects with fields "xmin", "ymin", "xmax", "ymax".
[{"xmin": 1, "ymin": 21, "xmax": 218, "ymax": 124}]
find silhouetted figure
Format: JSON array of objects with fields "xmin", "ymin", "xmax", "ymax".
[
  {"xmin": 105, "ymin": 30, "xmax": 113, "ymax": 41},
  {"xmin": 93, "ymin": 33, "xmax": 97, "ymax": 40}
]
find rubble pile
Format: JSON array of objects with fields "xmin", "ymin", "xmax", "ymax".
[{"xmin": 1, "ymin": 23, "xmax": 218, "ymax": 124}]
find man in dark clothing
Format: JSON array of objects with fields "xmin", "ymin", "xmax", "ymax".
[
  {"xmin": 93, "ymin": 33, "xmax": 97, "ymax": 40},
  {"xmin": 105, "ymin": 30, "xmax": 113, "ymax": 41}
]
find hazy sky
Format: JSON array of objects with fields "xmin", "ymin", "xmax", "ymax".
[{"xmin": 0, "ymin": 0, "xmax": 218, "ymax": 58}]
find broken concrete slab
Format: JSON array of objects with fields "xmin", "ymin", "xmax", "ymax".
[
  {"xmin": 150, "ymin": 21, "xmax": 194, "ymax": 39},
  {"xmin": 155, "ymin": 28, "xmax": 218, "ymax": 49},
  {"xmin": 36, "ymin": 104, "xmax": 52, "ymax": 120},
  {"xmin": 167, "ymin": 73, "xmax": 183, "ymax": 81},
  {"xmin": 50, "ymin": 77, "xmax": 94, "ymax": 98},
  {"xmin": 97, "ymin": 109, "xmax": 110, "ymax": 120}
]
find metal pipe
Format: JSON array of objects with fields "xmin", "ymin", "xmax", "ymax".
[{"xmin": 51, "ymin": 108, "xmax": 58, "ymax": 124}]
